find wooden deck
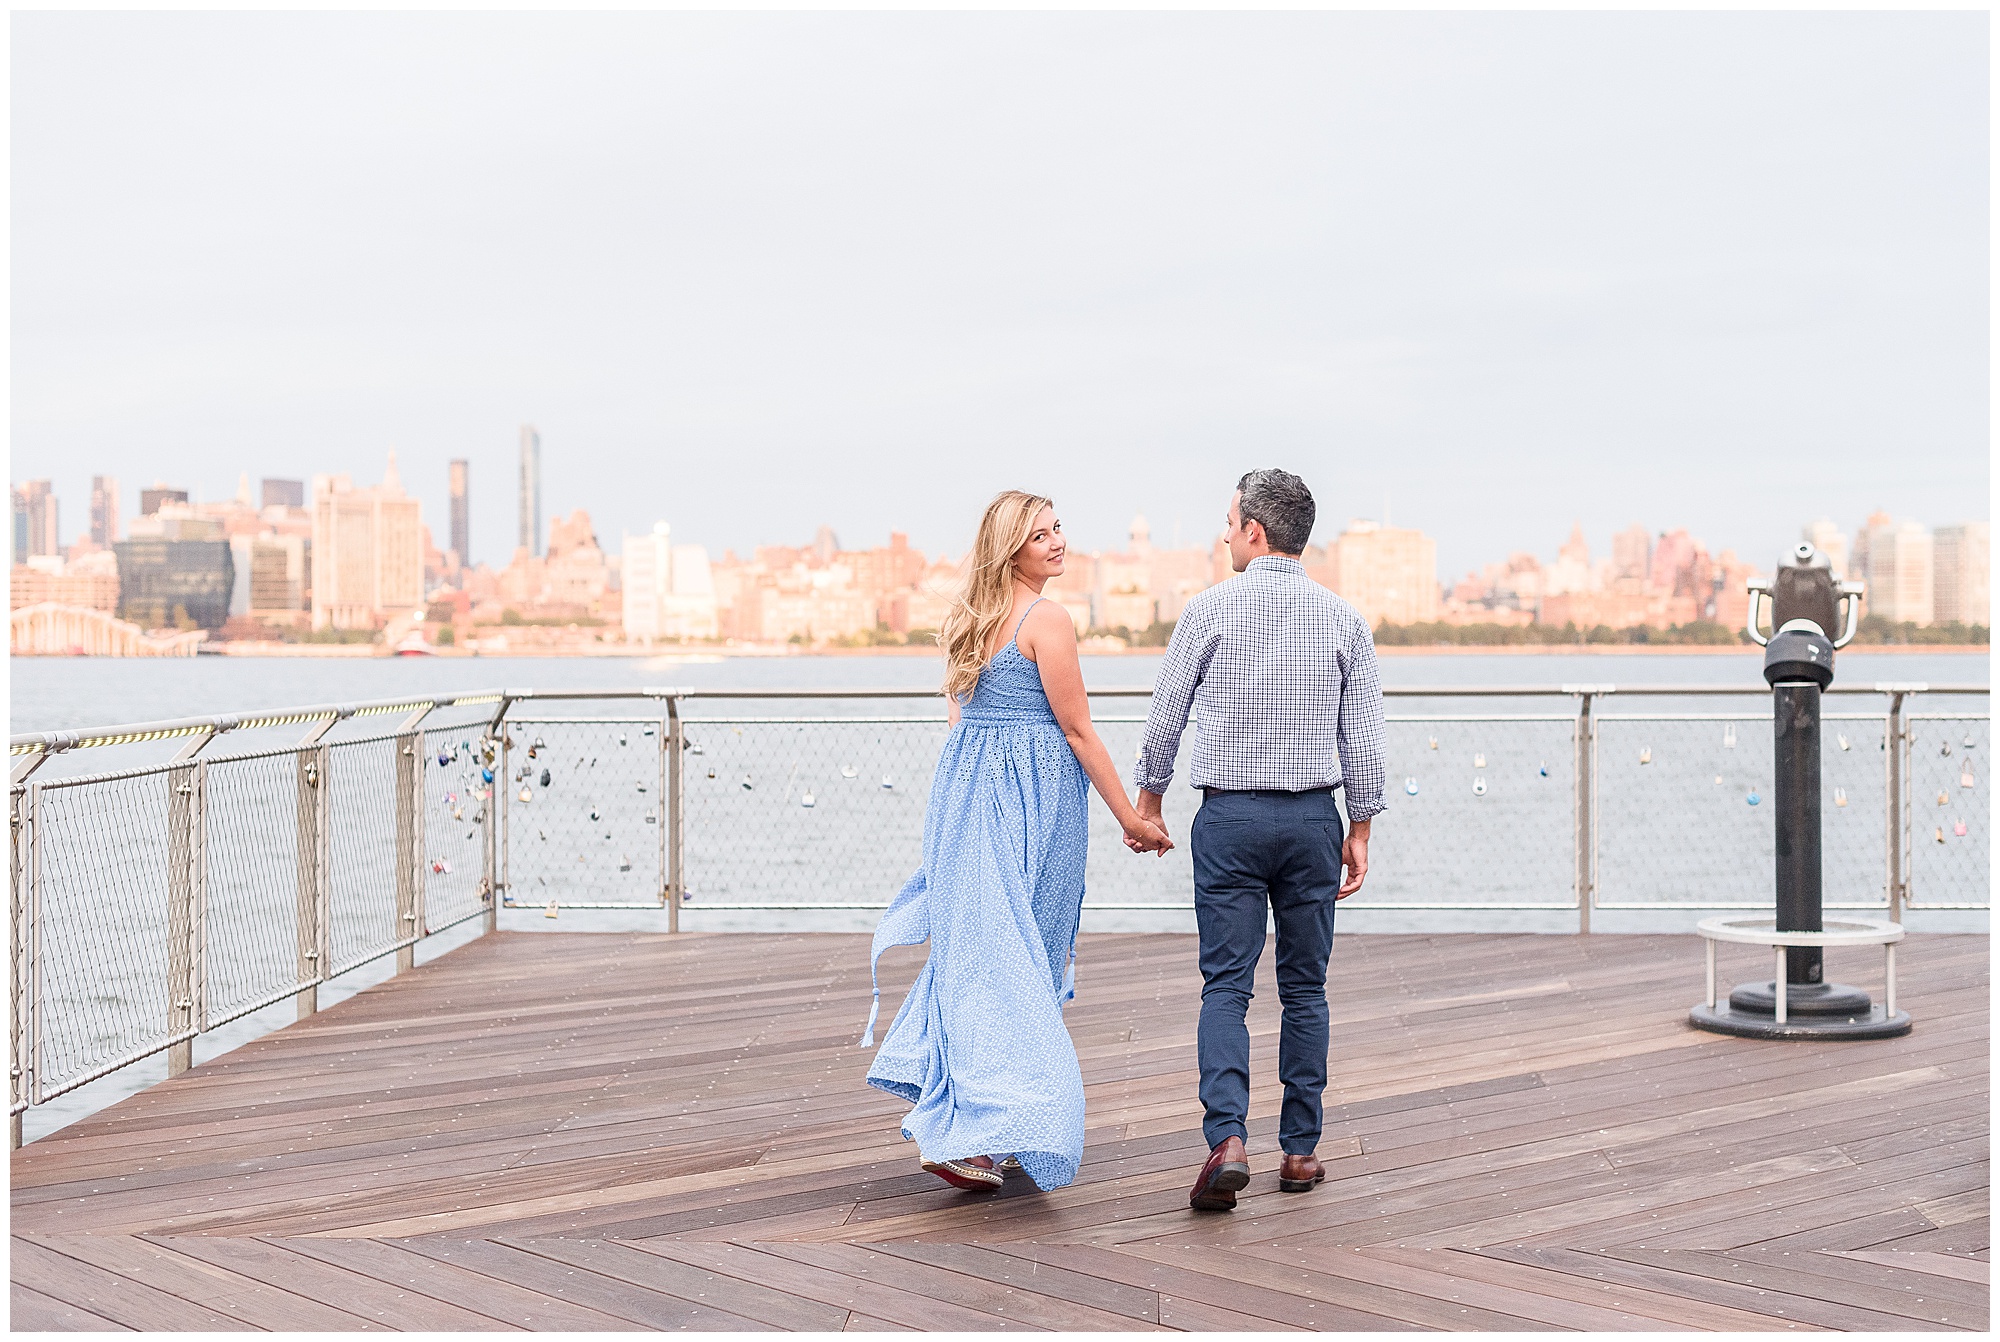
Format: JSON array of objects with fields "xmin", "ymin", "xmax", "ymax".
[{"xmin": 11, "ymin": 929, "xmax": 1988, "ymax": 1331}]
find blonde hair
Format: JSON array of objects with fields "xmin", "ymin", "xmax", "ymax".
[{"xmin": 939, "ymin": 490, "xmax": 1054, "ymax": 703}]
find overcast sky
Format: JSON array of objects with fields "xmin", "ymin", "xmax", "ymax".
[{"xmin": 12, "ymin": 10, "xmax": 1988, "ymax": 578}]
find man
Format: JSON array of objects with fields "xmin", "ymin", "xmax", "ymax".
[{"xmin": 1131, "ymin": 468, "xmax": 1386, "ymax": 1212}]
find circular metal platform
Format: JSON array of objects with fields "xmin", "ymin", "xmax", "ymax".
[
  {"xmin": 1689, "ymin": 1001, "xmax": 1912, "ymax": 1040},
  {"xmin": 1689, "ymin": 916, "xmax": 1909, "ymax": 1041}
]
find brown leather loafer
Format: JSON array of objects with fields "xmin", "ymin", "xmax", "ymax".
[
  {"xmin": 1189, "ymin": 1136, "xmax": 1251, "ymax": 1211},
  {"xmin": 1278, "ymin": 1151, "xmax": 1326, "ymax": 1192}
]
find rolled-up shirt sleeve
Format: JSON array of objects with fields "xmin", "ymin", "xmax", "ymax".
[
  {"xmin": 1336, "ymin": 617, "xmax": 1388, "ymax": 822},
  {"xmin": 1135, "ymin": 600, "xmax": 1209, "ymax": 794}
]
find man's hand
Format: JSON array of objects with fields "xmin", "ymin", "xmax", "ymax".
[
  {"xmin": 1125, "ymin": 788, "xmax": 1170, "ymax": 854},
  {"xmin": 1337, "ymin": 819, "xmax": 1370, "ymax": 898}
]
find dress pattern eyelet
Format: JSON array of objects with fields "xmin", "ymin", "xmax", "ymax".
[{"xmin": 862, "ymin": 605, "xmax": 1089, "ymax": 1191}]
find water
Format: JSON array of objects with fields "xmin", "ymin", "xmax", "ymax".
[
  {"xmin": 13, "ymin": 652, "xmax": 1988, "ymax": 926},
  {"xmin": 9, "ymin": 647, "xmax": 1991, "ymax": 732},
  {"xmin": 9, "ymin": 648, "xmax": 1988, "ymax": 1142}
]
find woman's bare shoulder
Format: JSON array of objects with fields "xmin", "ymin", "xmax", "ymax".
[{"xmin": 1021, "ymin": 598, "xmax": 1076, "ymax": 654}]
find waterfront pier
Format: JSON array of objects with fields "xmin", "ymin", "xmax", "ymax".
[
  {"xmin": 9, "ymin": 928, "xmax": 1988, "ymax": 1330},
  {"xmin": 10, "ymin": 684, "xmax": 1989, "ymax": 1329}
]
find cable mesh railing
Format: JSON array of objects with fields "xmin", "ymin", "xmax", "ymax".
[
  {"xmin": 502, "ymin": 717, "xmax": 668, "ymax": 911},
  {"xmin": 29, "ymin": 766, "xmax": 185, "ymax": 1103},
  {"xmin": 682, "ymin": 716, "xmax": 946, "ymax": 909},
  {"xmin": 202, "ymin": 747, "xmax": 315, "ymax": 1025},
  {"xmin": 6, "ymin": 680, "xmax": 1986, "ymax": 1141},
  {"xmin": 10, "ymin": 785, "xmax": 31, "ymax": 1119},
  {"xmin": 1595, "ymin": 714, "xmax": 1893, "ymax": 910},
  {"xmin": 1358, "ymin": 716, "xmax": 1579, "ymax": 909},
  {"xmin": 325, "ymin": 735, "xmax": 408, "ymax": 977},
  {"xmin": 1906, "ymin": 714, "xmax": 1989, "ymax": 910},
  {"xmin": 677, "ymin": 713, "xmax": 1584, "ymax": 911},
  {"xmin": 421, "ymin": 720, "xmax": 497, "ymax": 934}
]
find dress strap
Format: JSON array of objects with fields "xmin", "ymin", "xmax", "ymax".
[{"xmin": 1011, "ymin": 596, "xmax": 1046, "ymax": 643}]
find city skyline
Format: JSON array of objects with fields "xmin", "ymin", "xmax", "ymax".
[
  {"xmin": 15, "ymin": 461, "xmax": 1989, "ymax": 597},
  {"xmin": 11, "ymin": 425, "xmax": 1990, "ymax": 591},
  {"xmin": 15, "ymin": 454, "xmax": 1987, "ymax": 640},
  {"xmin": 11, "ymin": 12, "xmax": 1986, "ymax": 581}
]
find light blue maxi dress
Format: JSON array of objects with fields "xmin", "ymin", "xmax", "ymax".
[{"xmin": 862, "ymin": 599, "xmax": 1090, "ymax": 1191}]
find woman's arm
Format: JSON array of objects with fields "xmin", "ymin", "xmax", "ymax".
[{"xmin": 1021, "ymin": 603, "xmax": 1171, "ymax": 853}]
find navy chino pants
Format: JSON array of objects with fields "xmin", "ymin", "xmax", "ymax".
[{"xmin": 1190, "ymin": 787, "xmax": 1343, "ymax": 1155}]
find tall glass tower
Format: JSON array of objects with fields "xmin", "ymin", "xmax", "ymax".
[
  {"xmin": 518, "ymin": 425, "xmax": 542, "ymax": 557},
  {"xmin": 90, "ymin": 475, "xmax": 121, "ymax": 548},
  {"xmin": 448, "ymin": 459, "xmax": 470, "ymax": 566}
]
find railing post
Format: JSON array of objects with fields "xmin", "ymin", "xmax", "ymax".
[
  {"xmin": 194, "ymin": 762, "xmax": 209, "ymax": 1033},
  {"xmin": 479, "ymin": 703, "xmax": 505, "ymax": 933},
  {"xmin": 165, "ymin": 763, "xmax": 202, "ymax": 1077},
  {"xmin": 414, "ymin": 734, "xmax": 427, "ymax": 944},
  {"xmin": 480, "ymin": 747, "xmax": 497, "ymax": 933},
  {"xmin": 667, "ymin": 700, "xmax": 684, "ymax": 934},
  {"xmin": 499, "ymin": 727, "xmax": 512, "ymax": 913},
  {"xmin": 27, "ymin": 785, "xmax": 44, "ymax": 1112},
  {"xmin": 294, "ymin": 747, "xmax": 325, "ymax": 1019},
  {"xmin": 395, "ymin": 732, "xmax": 420, "ymax": 973},
  {"xmin": 10, "ymin": 785, "xmax": 33, "ymax": 1149},
  {"xmin": 1886, "ymin": 689, "xmax": 1908, "ymax": 920},
  {"xmin": 1573, "ymin": 689, "xmax": 1595, "ymax": 934}
]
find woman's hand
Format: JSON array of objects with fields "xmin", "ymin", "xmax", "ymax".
[{"xmin": 1122, "ymin": 814, "xmax": 1173, "ymax": 855}]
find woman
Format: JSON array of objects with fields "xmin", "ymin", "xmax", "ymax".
[{"xmin": 861, "ymin": 490, "xmax": 1172, "ymax": 1194}]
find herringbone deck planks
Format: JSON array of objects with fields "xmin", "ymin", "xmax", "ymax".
[{"xmin": 12, "ymin": 930, "xmax": 1989, "ymax": 1330}]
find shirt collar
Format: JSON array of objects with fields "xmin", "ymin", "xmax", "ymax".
[{"xmin": 1248, "ymin": 554, "xmax": 1306, "ymax": 575}]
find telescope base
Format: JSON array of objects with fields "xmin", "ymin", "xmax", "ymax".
[
  {"xmin": 1690, "ymin": 998, "xmax": 1911, "ymax": 1040},
  {"xmin": 1728, "ymin": 980, "xmax": 1873, "ymax": 1017}
]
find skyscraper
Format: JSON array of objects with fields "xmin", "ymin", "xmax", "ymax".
[
  {"xmin": 140, "ymin": 485, "xmax": 189, "ymax": 516},
  {"xmin": 14, "ymin": 480, "xmax": 58, "ymax": 559},
  {"xmin": 1933, "ymin": 522, "xmax": 1989, "ymax": 627},
  {"xmin": 1611, "ymin": 524, "xmax": 1652, "ymax": 584},
  {"xmin": 448, "ymin": 459, "xmax": 470, "ymax": 566},
  {"xmin": 623, "ymin": 523, "xmax": 673, "ymax": 642},
  {"xmin": 1649, "ymin": 529, "xmax": 1697, "ymax": 595},
  {"xmin": 90, "ymin": 476, "xmax": 121, "ymax": 548},
  {"xmin": 1802, "ymin": 518, "xmax": 1849, "ymax": 578},
  {"xmin": 115, "ymin": 539, "xmax": 234, "ymax": 630},
  {"xmin": 1321, "ymin": 519, "xmax": 1439, "ymax": 627},
  {"xmin": 519, "ymin": 425, "xmax": 542, "ymax": 558},
  {"xmin": 622, "ymin": 521, "xmax": 719, "ymax": 641},
  {"xmin": 311, "ymin": 453, "xmax": 423, "ymax": 630},
  {"xmin": 261, "ymin": 479, "xmax": 305, "ymax": 510},
  {"xmin": 1852, "ymin": 513, "xmax": 1934, "ymax": 625}
]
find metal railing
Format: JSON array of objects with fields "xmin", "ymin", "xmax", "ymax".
[
  {"xmin": 9, "ymin": 693, "xmax": 509, "ymax": 1145},
  {"xmin": 9, "ymin": 679, "xmax": 1987, "ymax": 1144}
]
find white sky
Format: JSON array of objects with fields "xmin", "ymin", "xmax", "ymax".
[{"xmin": 11, "ymin": 10, "xmax": 1989, "ymax": 578}]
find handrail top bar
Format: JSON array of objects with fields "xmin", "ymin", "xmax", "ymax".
[
  {"xmin": 12, "ymin": 680, "xmax": 1986, "ymax": 754},
  {"xmin": 650, "ymin": 682, "xmax": 1990, "ymax": 699},
  {"xmin": 9, "ymin": 691, "xmax": 495, "ymax": 755}
]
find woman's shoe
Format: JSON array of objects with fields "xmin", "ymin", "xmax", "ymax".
[
  {"xmin": 998, "ymin": 1156, "xmax": 1024, "ymax": 1176},
  {"xmin": 922, "ymin": 1155, "xmax": 1004, "ymax": 1191}
]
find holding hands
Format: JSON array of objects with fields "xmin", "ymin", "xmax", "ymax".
[
  {"xmin": 1122, "ymin": 814, "xmax": 1173, "ymax": 855},
  {"xmin": 1121, "ymin": 789, "xmax": 1173, "ymax": 856}
]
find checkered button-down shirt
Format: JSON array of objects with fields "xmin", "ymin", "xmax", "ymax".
[{"xmin": 1135, "ymin": 554, "xmax": 1387, "ymax": 822}]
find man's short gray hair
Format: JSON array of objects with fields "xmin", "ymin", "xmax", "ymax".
[{"xmin": 1236, "ymin": 469, "xmax": 1316, "ymax": 555}]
